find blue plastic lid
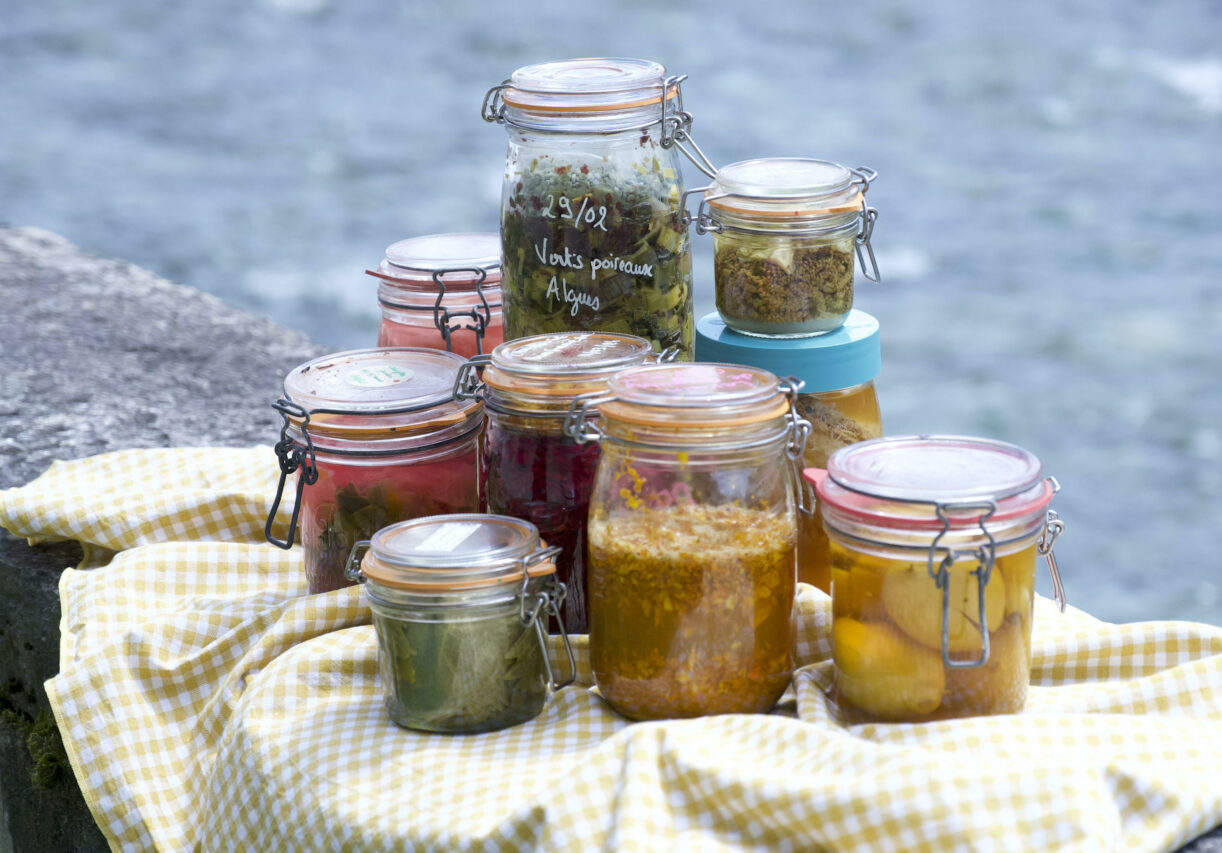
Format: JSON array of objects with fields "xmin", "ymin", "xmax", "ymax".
[{"xmin": 694, "ymin": 309, "xmax": 881, "ymax": 393}]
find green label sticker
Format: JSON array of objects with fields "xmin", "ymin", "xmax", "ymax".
[{"xmin": 346, "ymin": 365, "xmax": 414, "ymax": 388}]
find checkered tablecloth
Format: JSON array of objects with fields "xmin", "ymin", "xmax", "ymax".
[{"xmin": 4, "ymin": 447, "xmax": 1222, "ymax": 852}]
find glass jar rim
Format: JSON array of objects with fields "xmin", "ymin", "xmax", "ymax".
[
  {"xmin": 599, "ymin": 363, "xmax": 793, "ymax": 428},
  {"xmin": 482, "ymin": 331, "xmax": 655, "ymax": 398},
  {"xmin": 707, "ymin": 157, "xmax": 864, "ymax": 220},
  {"xmin": 280, "ymin": 348, "xmax": 480, "ymax": 439},
  {"xmin": 807, "ymin": 435, "xmax": 1056, "ymax": 532},
  {"xmin": 367, "ymin": 232, "xmax": 502, "ymax": 292},
  {"xmin": 502, "ymin": 57, "xmax": 675, "ymax": 113},
  {"xmin": 361, "ymin": 514, "xmax": 557, "ymax": 592}
]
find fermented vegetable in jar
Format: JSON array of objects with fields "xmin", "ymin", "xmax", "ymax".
[
  {"xmin": 346, "ymin": 514, "xmax": 574, "ymax": 733},
  {"xmin": 805, "ymin": 435, "xmax": 1067, "ymax": 723},
  {"xmin": 265, "ymin": 348, "xmax": 484, "ymax": 594},
  {"xmin": 483, "ymin": 58, "xmax": 706, "ymax": 357},
  {"xmin": 455, "ymin": 331, "xmax": 661, "ymax": 633},
  {"xmin": 367, "ymin": 233, "xmax": 504, "ymax": 357},
  {"xmin": 695, "ymin": 309, "xmax": 883, "ymax": 592},
  {"xmin": 567, "ymin": 363, "xmax": 810, "ymax": 720},
  {"xmin": 696, "ymin": 158, "xmax": 880, "ymax": 338}
]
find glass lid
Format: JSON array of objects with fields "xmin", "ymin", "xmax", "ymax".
[
  {"xmin": 491, "ymin": 331, "xmax": 653, "ymax": 376},
  {"xmin": 503, "ymin": 57, "xmax": 673, "ymax": 111},
  {"xmin": 372, "ymin": 232, "xmax": 501, "ymax": 290},
  {"xmin": 283, "ymin": 348, "xmax": 464, "ymax": 415},
  {"xmin": 361, "ymin": 514, "xmax": 555, "ymax": 591},
  {"xmin": 599, "ymin": 363, "xmax": 792, "ymax": 427},
  {"xmin": 707, "ymin": 157, "xmax": 862, "ymax": 217},
  {"xmin": 826, "ymin": 435, "xmax": 1043, "ymax": 504}
]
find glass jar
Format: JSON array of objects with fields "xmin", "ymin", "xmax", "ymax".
[
  {"xmin": 805, "ymin": 435, "xmax": 1067, "ymax": 723},
  {"xmin": 695, "ymin": 309, "xmax": 883, "ymax": 592},
  {"xmin": 367, "ymin": 233, "xmax": 504, "ymax": 358},
  {"xmin": 697, "ymin": 157, "xmax": 880, "ymax": 337},
  {"xmin": 455, "ymin": 331, "xmax": 662, "ymax": 634},
  {"xmin": 346, "ymin": 514, "xmax": 575, "ymax": 734},
  {"xmin": 482, "ymin": 57, "xmax": 698, "ymax": 357},
  {"xmin": 265, "ymin": 348, "xmax": 484, "ymax": 595},
  {"xmin": 566, "ymin": 363, "xmax": 809, "ymax": 720}
]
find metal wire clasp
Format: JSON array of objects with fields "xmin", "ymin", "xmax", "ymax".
[
  {"xmin": 481, "ymin": 81, "xmax": 510, "ymax": 123},
  {"xmin": 850, "ymin": 166, "xmax": 881, "ymax": 283},
  {"xmin": 265, "ymin": 398, "xmax": 318, "ymax": 550},
  {"xmin": 927, "ymin": 500, "xmax": 998, "ymax": 669},
  {"xmin": 659, "ymin": 75, "xmax": 719, "ymax": 179},
  {"xmin": 563, "ymin": 391, "xmax": 611, "ymax": 444},
  {"xmin": 518, "ymin": 545, "xmax": 576, "ymax": 690},
  {"xmin": 344, "ymin": 540, "xmax": 371, "ymax": 583},
  {"xmin": 453, "ymin": 354, "xmax": 493, "ymax": 402},
  {"xmin": 778, "ymin": 378, "xmax": 815, "ymax": 516},
  {"xmin": 1039, "ymin": 504, "xmax": 1068, "ymax": 613}
]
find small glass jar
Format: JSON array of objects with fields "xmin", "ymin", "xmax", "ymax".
[
  {"xmin": 346, "ymin": 514, "xmax": 575, "ymax": 734},
  {"xmin": 455, "ymin": 331, "xmax": 662, "ymax": 633},
  {"xmin": 367, "ymin": 233, "xmax": 504, "ymax": 358},
  {"xmin": 566, "ymin": 363, "xmax": 809, "ymax": 720},
  {"xmin": 805, "ymin": 435, "xmax": 1067, "ymax": 723},
  {"xmin": 696, "ymin": 310, "xmax": 883, "ymax": 593},
  {"xmin": 483, "ymin": 57, "xmax": 696, "ymax": 357},
  {"xmin": 265, "ymin": 348, "xmax": 484, "ymax": 595},
  {"xmin": 697, "ymin": 157, "xmax": 880, "ymax": 338}
]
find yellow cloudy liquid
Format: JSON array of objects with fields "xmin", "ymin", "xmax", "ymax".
[
  {"xmin": 796, "ymin": 383, "xmax": 882, "ymax": 592},
  {"xmin": 828, "ymin": 538, "xmax": 1037, "ymax": 722}
]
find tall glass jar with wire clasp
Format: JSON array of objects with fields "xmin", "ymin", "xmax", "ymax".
[
  {"xmin": 454, "ymin": 331, "xmax": 668, "ymax": 634},
  {"xmin": 264, "ymin": 348, "xmax": 484, "ymax": 595},
  {"xmin": 803, "ymin": 436, "xmax": 1068, "ymax": 723},
  {"xmin": 483, "ymin": 57, "xmax": 716, "ymax": 357},
  {"xmin": 345, "ymin": 514, "xmax": 576, "ymax": 734},
  {"xmin": 565, "ymin": 362, "xmax": 811, "ymax": 720},
  {"xmin": 366, "ymin": 233, "xmax": 504, "ymax": 358},
  {"xmin": 695, "ymin": 157, "xmax": 881, "ymax": 338}
]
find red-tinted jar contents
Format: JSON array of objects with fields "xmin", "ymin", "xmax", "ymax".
[
  {"xmin": 368, "ymin": 233, "xmax": 504, "ymax": 358},
  {"xmin": 460, "ymin": 331, "xmax": 659, "ymax": 632},
  {"xmin": 268, "ymin": 348, "xmax": 484, "ymax": 594}
]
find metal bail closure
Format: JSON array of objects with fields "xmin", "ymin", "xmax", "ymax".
[
  {"xmin": 518, "ymin": 545, "xmax": 576, "ymax": 691},
  {"xmin": 481, "ymin": 81, "xmax": 510, "ymax": 123},
  {"xmin": 927, "ymin": 501, "xmax": 998, "ymax": 669},
  {"xmin": 849, "ymin": 166, "xmax": 881, "ymax": 283},
  {"xmin": 344, "ymin": 540, "xmax": 372, "ymax": 583},
  {"xmin": 563, "ymin": 391, "xmax": 611, "ymax": 445},
  {"xmin": 430, "ymin": 267, "xmax": 492, "ymax": 355},
  {"xmin": 660, "ymin": 74, "xmax": 719, "ymax": 179},
  {"xmin": 1039, "ymin": 505, "xmax": 1068, "ymax": 613},
  {"xmin": 779, "ymin": 377, "xmax": 815, "ymax": 515},
  {"xmin": 453, "ymin": 354, "xmax": 493, "ymax": 402},
  {"xmin": 691, "ymin": 188, "xmax": 726, "ymax": 235},
  {"xmin": 265, "ymin": 398, "xmax": 318, "ymax": 550}
]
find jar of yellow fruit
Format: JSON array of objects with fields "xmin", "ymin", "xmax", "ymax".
[{"xmin": 804, "ymin": 435, "xmax": 1066, "ymax": 722}]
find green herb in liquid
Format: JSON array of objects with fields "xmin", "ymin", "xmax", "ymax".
[
  {"xmin": 375, "ymin": 609, "xmax": 548, "ymax": 733},
  {"xmin": 501, "ymin": 149, "xmax": 694, "ymax": 357}
]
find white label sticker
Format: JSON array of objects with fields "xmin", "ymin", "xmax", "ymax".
[
  {"xmin": 417, "ymin": 522, "xmax": 480, "ymax": 553},
  {"xmin": 346, "ymin": 365, "xmax": 413, "ymax": 388}
]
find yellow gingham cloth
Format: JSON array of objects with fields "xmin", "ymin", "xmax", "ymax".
[{"xmin": 3, "ymin": 447, "xmax": 1222, "ymax": 852}]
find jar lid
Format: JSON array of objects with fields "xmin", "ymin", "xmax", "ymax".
[
  {"xmin": 695, "ymin": 310, "xmax": 880, "ymax": 392},
  {"xmin": 600, "ymin": 363, "xmax": 791, "ymax": 427},
  {"xmin": 281, "ymin": 348, "xmax": 479, "ymax": 436},
  {"xmin": 361, "ymin": 514, "xmax": 556, "ymax": 592},
  {"xmin": 502, "ymin": 57, "xmax": 675, "ymax": 113},
  {"xmin": 706, "ymin": 157, "xmax": 863, "ymax": 219},
  {"xmin": 812, "ymin": 435, "xmax": 1055, "ymax": 529},
  {"xmin": 370, "ymin": 232, "xmax": 502, "ymax": 292},
  {"xmin": 483, "ymin": 331, "xmax": 654, "ymax": 398}
]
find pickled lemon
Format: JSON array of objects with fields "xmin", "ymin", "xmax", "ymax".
[
  {"xmin": 833, "ymin": 618, "xmax": 944, "ymax": 720},
  {"xmin": 881, "ymin": 560, "xmax": 1005, "ymax": 654},
  {"xmin": 997, "ymin": 547, "xmax": 1036, "ymax": 620},
  {"xmin": 943, "ymin": 616, "xmax": 1031, "ymax": 715}
]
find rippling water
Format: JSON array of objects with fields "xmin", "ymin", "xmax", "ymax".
[{"xmin": 3, "ymin": 0, "xmax": 1220, "ymax": 624}]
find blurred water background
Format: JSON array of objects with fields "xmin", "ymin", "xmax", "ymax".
[{"xmin": 3, "ymin": 0, "xmax": 1220, "ymax": 625}]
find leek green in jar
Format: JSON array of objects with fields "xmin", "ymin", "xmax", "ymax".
[{"xmin": 484, "ymin": 58, "xmax": 696, "ymax": 356}]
